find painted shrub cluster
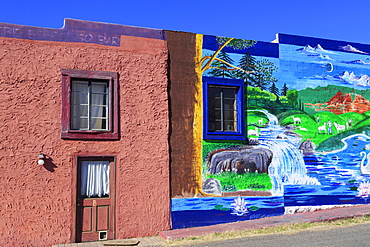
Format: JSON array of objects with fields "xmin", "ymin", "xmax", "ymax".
[{"xmin": 171, "ymin": 34, "xmax": 370, "ymax": 229}]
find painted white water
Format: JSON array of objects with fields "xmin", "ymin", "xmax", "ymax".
[
  {"xmin": 251, "ymin": 110, "xmax": 320, "ymax": 196},
  {"xmin": 260, "ymin": 140, "xmax": 320, "ymax": 196},
  {"xmin": 250, "ymin": 110, "xmax": 302, "ymax": 146},
  {"xmin": 261, "ymin": 110, "xmax": 279, "ymax": 127}
]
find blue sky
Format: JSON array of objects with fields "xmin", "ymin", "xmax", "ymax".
[{"xmin": 1, "ymin": 0, "xmax": 370, "ymax": 44}]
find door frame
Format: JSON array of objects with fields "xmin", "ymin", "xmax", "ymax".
[{"xmin": 71, "ymin": 154, "xmax": 116, "ymax": 243}]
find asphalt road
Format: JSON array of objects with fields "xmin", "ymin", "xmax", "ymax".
[{"xmin": 189, "ymin": 223, "xmax": 370, "ymax": 247}]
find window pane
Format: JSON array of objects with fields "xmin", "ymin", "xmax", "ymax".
[
  {"xmin": 224, "ymin": 121, "xmax": 236, "ymax": 131},
  {"xmin": 214, "ymin": 99, "xmax": 221, "ymax": 108},
  {"xmin": 207, "ymin": 84, "xmax": 239, "ymax": 133},
  {"xmin": 91, "ymin": 106, "xmax": 107, "ymax": 118},
  {"xmin": 224, "ymin": 110, "xmax": 236, "ymax": 121},
  {"xmin": 91, "ymin": 82, "xmax": 108, "ymax": 93},
  {"xmin": 71, "ymin": 117, "xmax": 88, "ymax": 130},
  {"xmin": 209, "ymin": 99, "xmax": 221, "ymax": 112},
  {"xmin": 91, "ymin": 118, "xmax": 107, "ymax": 130},
  {"xmin": 208, "ymin": 86, "xmax": 222, "ymax": 133},
  {"xmin": 223, "ymin": 88, "xmax": 236, "ymax": 98},
  {"xmin": 72, "ymin": 81, "xmax": 88, "ymax": 92},
  {"xmin": 209, "ymin": 87, "xmax": 221, "ymax": 98},
  {"xmin": 208, "ymin": 109, "xmax": 215, "ymax": 121},
  {"xmin": 91, "ymin": 94, "xmax": 108, "ymax": 106},
  {"xmin": 72, "ymin": 92, "xmax": 88, "ymax": 105},
  {"xmin": 71, "ymin": 105, "xmax": 88, "ymax": 118},
  {"xmin": 224, "ymin": 99, "xmax": 236, "ymax": 110},
  {"xmin": 213, "ymin": 110, "xmax": 221, "ymax": 121},
  {"xmin": 70, "ymin": 79, "xmax": 110, "ymax": 131},
  {"xmin": 208, "ymin": 122, "xmax": 216, "ymax": 132},
  {"xmin": 208, "ymin": 107, "xmax": 222, "ymax": 130},
  {"xmin": 214, "ymin": 121, "xmax": 221, "ymax": 131},
  {"xmin": 209, "ymin": 121, "xmax": 222, "ymax": 132}
]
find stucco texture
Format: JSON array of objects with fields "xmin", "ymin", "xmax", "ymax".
[{"xmin": 0, "ymin": 36, "xmax": 170, "ymax": 246}]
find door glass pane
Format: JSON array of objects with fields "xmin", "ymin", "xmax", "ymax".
[{"xmin": 80, "ymin": 161, "xmax": 110, "ymax": 198}]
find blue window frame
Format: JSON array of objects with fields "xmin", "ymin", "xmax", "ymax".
[{"xmin": 203, "ymin": 76, "xmax": 246, "ymax": 141}]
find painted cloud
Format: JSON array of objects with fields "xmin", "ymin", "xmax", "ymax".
[
  {"xmin": 337, "ymin": 71, "xmax": 370, "ymax": 87},
  {"xmin": 343, "ymin": 60, "xmax": 370, "ymax": 65},
  {"xmin": 303, "ymin": 71, "xmax": 370, "ymax": 88}
]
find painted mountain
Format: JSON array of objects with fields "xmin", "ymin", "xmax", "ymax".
[
  {"xmin": 325, "ymin": 91, "xmax": 370, "ymax": 114},
  {"xmin": 297, "ymin": 44, "xmax": 335, "ymax": 54},
  {"xmin": 339, "ymin": 44, "xmax": 368, "ymax": 54}
]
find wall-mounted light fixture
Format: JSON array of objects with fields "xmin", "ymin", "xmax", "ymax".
[{"xmin": 38, "ymin": 153, "xmax": 45, "ymax": 165}]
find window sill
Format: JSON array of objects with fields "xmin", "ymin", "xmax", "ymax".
[
  {"xmin": 203, "ymin": 132, "xmax": 247, "ymax": 141},
  {"xmin": 61, "ymin": 131, "xmax": 119, "ymax": 140}
]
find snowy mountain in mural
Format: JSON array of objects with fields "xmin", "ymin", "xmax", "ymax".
[
  {"xmin": 339, "ymin": 44, "xmax": 368, "ymax": 54},
  {"xmin": 297, "ymin": 44, "xmax": 336, "ymax": 54}
]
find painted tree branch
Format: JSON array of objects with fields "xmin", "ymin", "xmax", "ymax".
[
  {"xmin": 200, "ymin": 38, "xmax": 255, "ymax": 75},
  {"xmin": 204, "ymin": 57, "xmax": 255, "ymax": 74},
  {"xmin": 201, "ymin": 38, "xmax": 234, "ymax": 73}
]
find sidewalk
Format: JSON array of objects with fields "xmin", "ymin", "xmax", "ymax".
[
  {"xmin": 53, "ymin": 204, "xmax": 370, "ymax": 246},
  {"xmin": 52, "ymin": 237, "xmax": 165, "ymax": 247}
]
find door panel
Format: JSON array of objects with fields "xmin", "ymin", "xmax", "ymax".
[
  {"xmin": 97, "ymin": 206, "xmax": 109, "ymax": 231},
  {"xmin": 82, "ymin": 206, "xmax": 93, "ymax": 232},
  {"xmin": 76, "ymin": 157, "xmax": 115, "ymax": 242}
]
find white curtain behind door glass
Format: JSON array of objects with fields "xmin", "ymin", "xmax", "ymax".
[{"xmin": 81, "ymin": 161, "xmax": 110, "ymax": 197}]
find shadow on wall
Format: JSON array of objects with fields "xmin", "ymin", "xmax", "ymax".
[{"xmin": 42, "ymin": 157, "xmax": 58, "ymax": 172}]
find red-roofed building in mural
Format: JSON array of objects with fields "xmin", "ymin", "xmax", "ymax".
[{"xmin": 2, "ymin": 19, "xmax": 370, "ymax": 246}]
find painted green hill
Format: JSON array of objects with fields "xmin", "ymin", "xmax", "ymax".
[
  {"xmin": 298, "ymin": 85, "xmax": 370, "ymax": 115},
  {"xmin": 298, "ymin": 85, "xmax": 370, "ymax": 103}
]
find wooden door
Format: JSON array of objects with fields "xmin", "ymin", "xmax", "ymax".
[{"xmin": 76, "ymin": 157, "xmax": 115, "ymax": 242}]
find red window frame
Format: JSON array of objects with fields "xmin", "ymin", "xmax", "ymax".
[{"xmin": 61, "ymin": 69, "xmax": 119, "ymax": 140}]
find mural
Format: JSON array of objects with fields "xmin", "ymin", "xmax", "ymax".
[{"xmin": 172, "ymin": 34, "xmax": 370, "ymax": 229}]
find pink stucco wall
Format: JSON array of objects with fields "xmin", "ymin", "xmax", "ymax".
[{"xmin": 0, "ymin": 36, "xmax": 170, "ymax": 246}]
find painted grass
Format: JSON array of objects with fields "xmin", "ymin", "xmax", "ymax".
[
  {"xmin": 163, "ymin": 215, "xmax": 370, "ymax": 246},
  {"xmin": 205, "ymin": 172, "xmax": 272, "ymax": 191}
]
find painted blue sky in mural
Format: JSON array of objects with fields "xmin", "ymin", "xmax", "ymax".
[
  {"xmin": 1, "ymin": 0, "xmax": 369, "ymax": 45},
  {"xmin": 279, "ymin": 43, "xmax": 370, "ymax": 91},
  {"xmin": 203, "ymin": 34, "xmax": 370, "ymax": 92}
]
